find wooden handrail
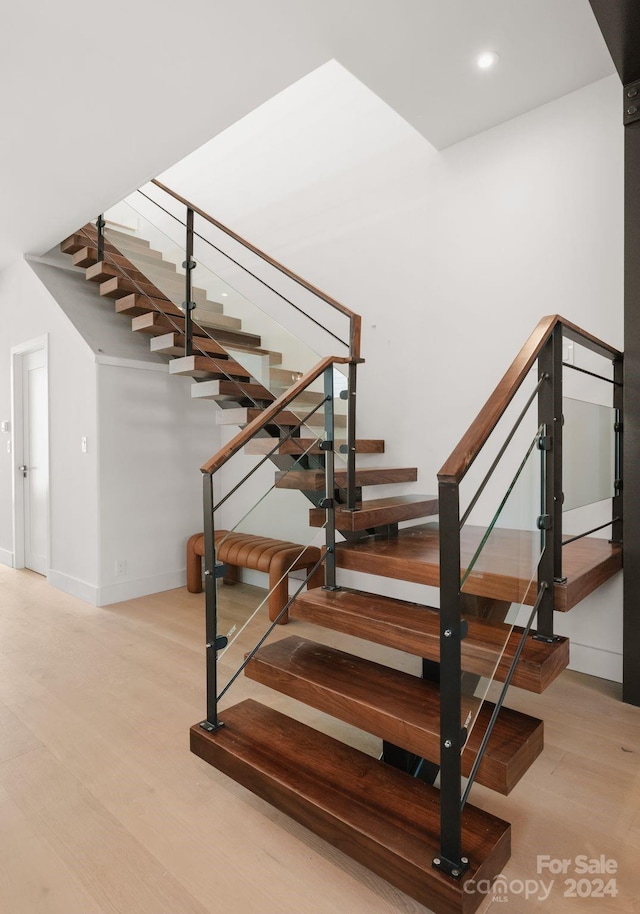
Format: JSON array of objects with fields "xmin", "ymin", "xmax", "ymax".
[
  {"xmin": 438, "ymin": 314, "xmax": 622, "ymax": 485},
  {"xmin": 201, "ymin": 355, "xmax": 352, "ymax": 475},
  {"xmin": 151, "ymin": 179, "xmax": 361, "ymax": 358}
]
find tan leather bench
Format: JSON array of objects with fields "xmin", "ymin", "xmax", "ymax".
[{"xmin": 186, "ymin": 530, "xmax": 324, "ymax": 624}]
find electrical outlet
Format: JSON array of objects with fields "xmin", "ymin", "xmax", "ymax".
[{"xmin": 115, "ymin": 558, "xmax": 127, "ymax": 576}]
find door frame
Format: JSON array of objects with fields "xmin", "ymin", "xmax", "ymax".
[{"xmin": 11, "ymin": 335, "xmax": 50, "ymax": 573}]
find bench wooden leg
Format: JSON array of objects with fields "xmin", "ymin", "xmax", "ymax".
[
  {"xmin": 268, "ymin": 568, "xmax": 290, "ymax": 625},
  {"xmin": 186, "ymin": 534, "xmax": 203, "ymax": 594}
]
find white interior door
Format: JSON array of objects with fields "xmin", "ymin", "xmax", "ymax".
[{"xmin": 21, "ymin": 348, "xmax": 48, "ymax": 574}]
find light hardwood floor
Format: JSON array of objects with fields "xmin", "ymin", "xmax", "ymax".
[{"xmin": 0, "ymin": 564, "xmax": 638, "ymax": 914}]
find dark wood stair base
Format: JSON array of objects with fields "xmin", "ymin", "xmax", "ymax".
[
  {"xmin": 290, "ymin": 587, "xmax": 569, "ymax": 693},
  {"xmin": 309, "ymin": 494, "xmax": 439, "ymax": 530},
  {"xmin": 246, "ymin": 636, "xmax": 543, "ymax": 795},
  {"xmin": 191, "ymin": 700, "xmax": 511, "ymax": 914}
]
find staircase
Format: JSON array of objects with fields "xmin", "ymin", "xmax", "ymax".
[{"xmin": 59, "ymin": 189, "xmax": 623, "ymax": 914}]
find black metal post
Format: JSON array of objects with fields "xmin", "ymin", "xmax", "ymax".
[
  {"xmin": 200, "ymin": 472, "xmax": 224, "ymax": 732},
  {"xmin": 435, "ymin": 480, "xmax": 467, "ymax": 878},
  {"xmin": 536, "ymin": 324, "xmax": 563, "ymax": 639},
  {"xmin": 96, "ymin": 214, "xmax": 105, "ymax": 263},
  {"xmin": 587, "ymin": 0, "xmax": 640, "ymax": 706},
  {"xmin": 612, "ymin": 356, "xmax": 624, "ymax": 546},
  {"xmin": 323, "ymin": 366, "xmax": 339, "ymax": 590},
  {"xmin": 346, "ymin": 361, "xmax": 358, "ymax": 511},
  {"xmin": 184, "ymin": 208, "xmax": 196, "ymax": 357}
]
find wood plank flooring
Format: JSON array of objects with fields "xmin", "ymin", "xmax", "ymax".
[{"xmin": 0, "ymin": 564, "xmax": 638, "ymax": 913}]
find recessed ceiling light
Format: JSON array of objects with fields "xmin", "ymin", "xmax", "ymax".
[
  {"xmin": 476, "ymin": 51, "xmax": 499, "ymax": 70},
  {"xmin": 221, "ymin": 292, "xmax": 228, "ymax": 297}
]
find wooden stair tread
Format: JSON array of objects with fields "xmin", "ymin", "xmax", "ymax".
[
  {"xmin": 247, "ymin": 636, "xmax": 543, "ymax": 795},
  {"xmin": 275, "ymin": 467, "xmax": 418, "ymax": 491},
  {"xmin": 190, "ymin": 378, "xmax": 276, "ymax": 402},
  {"xmin": 131, "ymin": 311, "xmax": 258, "ymax": 346},
  {"xmin": 290, "ymin": 587, "xmax": 569, "ymax": 693},
  {"xmin": 169, "ymin": 355, "xmax": 251, "ymax": 382},
  {"xmin": 150, "ymin": 332, "xmax": 229, "ymax": 358},
  {"xmin": 309, "ymin": 494, "xmax": 439, "ymax": 530},
  {"xmin": 335, "ymin": 522, "xmax": 622, "ymax": 611},
  {"xmin": 99, "ymin": 275, "xmax": 227, "ymax": 314},
  {"xmin": 60, "ymin": 232, "xmax": 142, "ymax": 257},
  {"xmin": 115, "ymin": 293, "xmax": 184, "ymax": 318},
  {"xmin": 216, "ymin": 407, "xmax": 347, "ymax": 428},
  {"xmin": 86, "ymin": 260, "xmax": 159, "ymax": 288},
  {"xmin": 92, "ymin": 261, "xmax": 217, "ymax": 306},
  {"xmin": 72, "ymin": 246, "xmax": 169, "ymax": 270},
  {"xmin": 191, "ymin": 699, "xmax": 510, "ymax": 914},
  {"xmin": 244, "ymin": 437, "xmax": 385, "ymax": 456}
]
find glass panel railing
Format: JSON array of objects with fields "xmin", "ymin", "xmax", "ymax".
[
  {"xmin": 101, "ymin": 201, "xmax": 348, "ymax": 435},
  {"xmin": 104, "ymin": 193, "xmax": 350, "ymax": 409},
  {"xmin": 562, "ymin": 396, "xmax": 616, "ymax": 512},
  {"xmin": 203, "ymin": 384, "xmax": 348, "ymax": 709},
  {"xmin": 138, "ymin": 182, "xmax": 352, "ymax": 359},
  {"xmin": 457, "ymin": 428, "xmax": 543, "ymax": 786}
]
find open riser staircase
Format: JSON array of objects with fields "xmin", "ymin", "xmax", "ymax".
[{"xmin": 58, "ymin": 190, "xmax": 623, "ymax": 914}]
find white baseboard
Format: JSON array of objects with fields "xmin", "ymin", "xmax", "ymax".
[
  {"xmin": 47, "ymin": 569, "xmax": 100, "ymax": 605},
  {"xmin": 48, "ymin": 568, "xmax": 188, "ymax": 607},
  {"xmin": 96, "ymin": 569, "xmax": 187, "ymax": 606},
  {"xmin": 567, "ymin": 641, "xmax": 622, "ymax": 684},
  {"xmin": 0, "ymin": 548, "xmax": 14, "ymax": 568}
]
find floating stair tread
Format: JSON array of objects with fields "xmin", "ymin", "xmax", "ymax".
[
  {"xmin": 216, "ymin": 407, "xmax": 347, "ymax": 428},
  {"xmin": 85, "ymin": 260, "xmax": 157, "ymax": 288},
  {"xmin": 60, "ymin": 232, "xmax": 134, "ymax": 257},
  {"xmin": 246, "ymin": 636, "xmax": 543, "ymax": 795},
  {"xmin": 309, "ymin": 494, "xmax": 439, "ymax": 530},
  {"xmin": 169, "ymin": 355, "xmax": 251, "ymax": 381},
  {"xmin": 290, "ymin": 587, "xmax": 569, "ymax": 693},
  {"xmin": 131, "ymin": 309, "xmax": 245, "ymax": 337},
  {"xmin": 190, "ymin": 699, "xmax": 510, "ymax": 914},
  {"xmin": 244, "ymin": 438, "xmax": 385, "ymax": 456},
  {"xmin": 115, "ymin": 294, "xmax": 184, "ymax": 318},
  {"xmin": 99, "ymin": 275, "xmax": 225, "ymax": 313},
  {"xmin": 189, "ymin": 378, "xmax": 275, "ymax": 402},
  {"xmin": 335, "ymin": 522, "xmax": 622, "ymax": 611},
  {"xmin": 275, "ymin": 467, "xmax": 417, "ymax": 491},
  {"xmin": 72, "ymin": 244, "xmax": 165, "ymax": 272},
  {"xmin": 150, "ymin": 332, "xmax": 229, "ymax": 358}
]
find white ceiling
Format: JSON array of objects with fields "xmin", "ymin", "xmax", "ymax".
[{"xmin": 0, "ymin": 0, "xmax": 614, "ymax": 273}]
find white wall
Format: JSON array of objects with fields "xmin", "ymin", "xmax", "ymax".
[
  {"xmin": 0, "ymin": 258, "xmax": 99, "ymax": 594},
  {"xmin": 96, "ymin": 360, "xmax": 220, "ymax": 605},
  {"xmin": 159, "ymin": 64, "xmax": 624, "ymax": 680},
  {"xmin": 0, "ymin": 255, "xmax": 223, "ymax": 607}
]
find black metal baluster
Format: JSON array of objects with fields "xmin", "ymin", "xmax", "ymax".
[
  {"xmin": 613, "ymin": 355, "xmax": 624, "ymax": 545},
  {"xmin": 322, "ymin": 367, "xmax": 339, "ymax": 590},
  {"xmin": 346, "ymin": 361, "xmax": 358, "ymax": 511},
  {"xmin": 96, "ymin": 214, "xmax": 105, "ymax": 263},
  {"xmin": 435, "ymin": 480, "xmax": 467, "ymax": 878},
  {"xmin": 536, "ymin": 323, "xmax": 563, "ymax": 639},
  {"xmin": 184, "ymin": 208, "xmax": 195, "ymax": 357},
  {"xmin": 199, "ymin": 472, "xmax": 226, "ymax": 732}
]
